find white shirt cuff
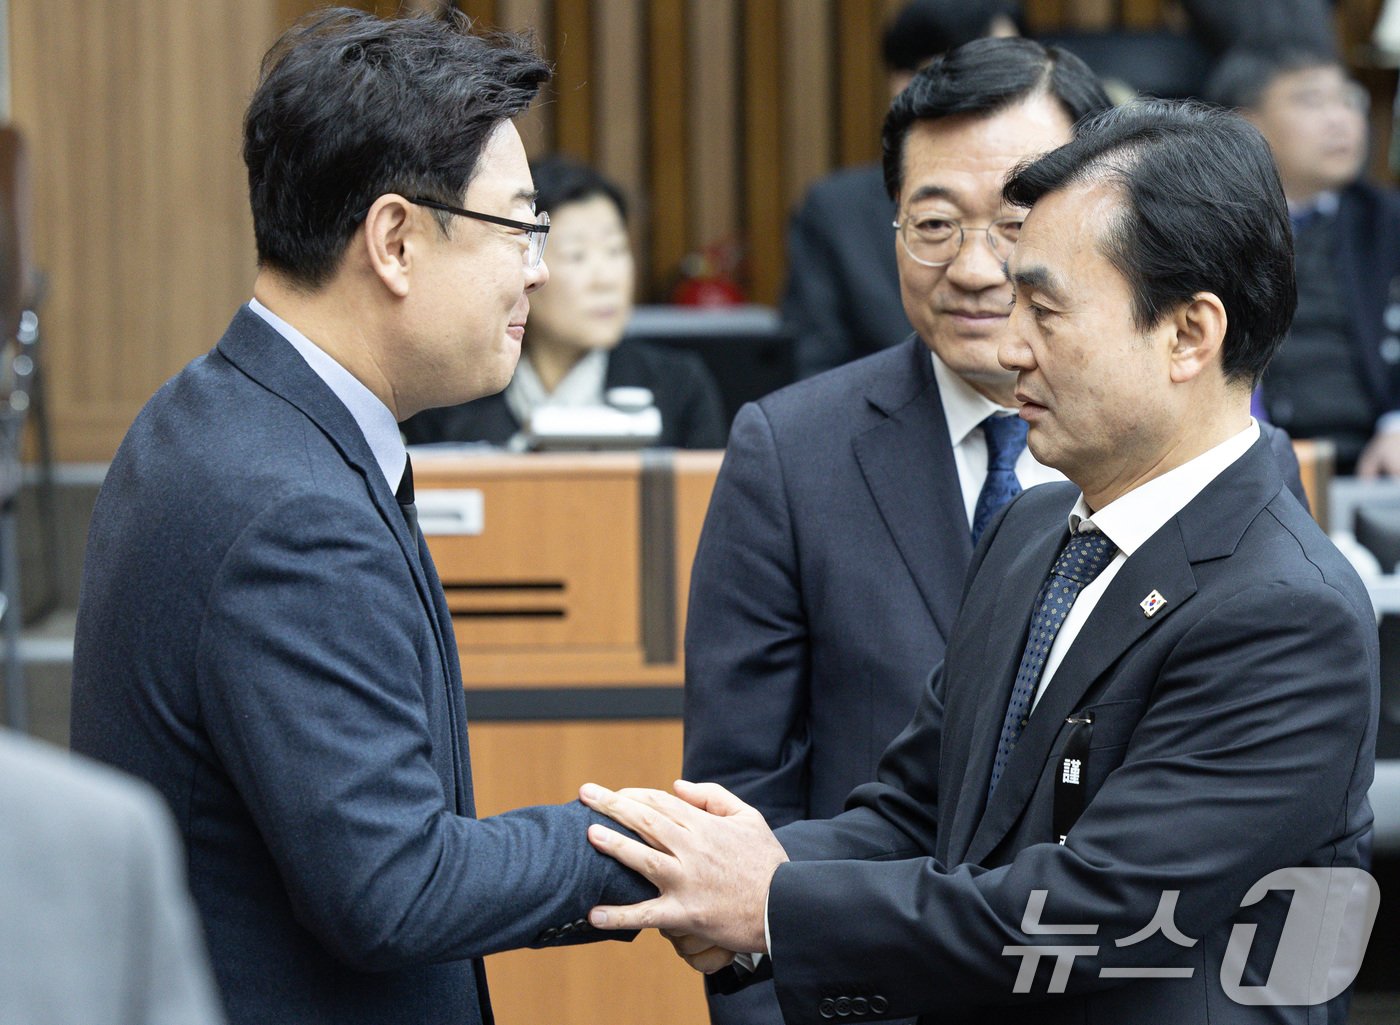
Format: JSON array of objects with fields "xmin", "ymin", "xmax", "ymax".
[{"xmin": 729, "ymin": 886, "xmax": 774, "ymax": 973}]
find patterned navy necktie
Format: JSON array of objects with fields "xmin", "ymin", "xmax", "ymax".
[
  {"xmin": 987, "ymin": 527, "xmax": 1117, "ymax": 797},
  {"xmin": 971, "ymin": 414, "xmax": 1029, "ymax": 545}
]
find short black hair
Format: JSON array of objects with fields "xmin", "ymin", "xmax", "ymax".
[
  {"xmin": 1004, "ymin": 99, "xmax": 1295, "ymax": 387},
  {"xmin": 881, "ymin": 37, "xmax": 1111, "ymax": 201},
  {"xmin": 880, "ymin": 0, "xmax": 1023, "ymax": 73},
  {"xmin": 529, "ymin": 156, "xmax": 629, "ymax": 223},
  {"xmin": 1203, "ymin": 46, "xmax": 1341, "ymax": 110},
  {"xmin": 243, "ymin": 7, "xmax": 551, "ymax": 289}
]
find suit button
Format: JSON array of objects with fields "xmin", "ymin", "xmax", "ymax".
[
  {"xmin": 558, "ymin": 922, "xmax": 574, "ymax": 935},
  {"xmin": 870, "ymin": 995, "xmax": 888, "ymax": 1014},
  {"xmin": 574, "ymin": 917, "xmax": 588, "ymax": 928},
  {"xmin": 835, "ymin": 996, "xmax": 852, "ymax": 1016},
  {"xmin": 540, "ymin": 927, "xmax": 557, "ymax": 941},
  {"xmin": 852, "ymin": 997, "xmax": 869, "ymax": 1015},
  {"xmin": 819, "ymin": 998, "xmax": 836, "ymax": 1018}
]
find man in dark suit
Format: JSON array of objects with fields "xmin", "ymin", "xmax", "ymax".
[
  {"xmin": 1208, "ymin": 47, "xmax": 1400, "ymax": 476},
  {"xmin": 685, "ymin": 42, "xmax": 1308, "ymax": 1025},
  {"xmin": 583, "ymin": 101, "xmax": 1379, "ymax": 1024},
  {"xmin": 782, "ymin": 0, "xmax": 1022, "ymax": 379},
  {"xmin": 69, "ymin": 11, "xmax": 650, "ymax": 1025},
  {"xmin": 686, "ymin": 38, "xmax": 1110, "ymax": 826},
  {"xmin": 683, "ymin": 42, "xmax": 1106, "ymax": 1025}
]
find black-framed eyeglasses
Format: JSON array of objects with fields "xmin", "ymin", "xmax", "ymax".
[{"xmin": 407, "ymin": 196, "xmax": 550, "ymax": 268}]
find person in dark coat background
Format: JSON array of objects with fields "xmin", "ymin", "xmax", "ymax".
[
  {"xmin": 1208, "ymin": 46, "xmax": 1400, "ymax": 476},
  {"xmin": 403, "ymin": 156, "xmax": 728, "ymax": 449}
]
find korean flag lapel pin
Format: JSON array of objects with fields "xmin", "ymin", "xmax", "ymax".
[{"xmin": 1140, "ymin": 589, "xmax": 1166, "ymax": 618}]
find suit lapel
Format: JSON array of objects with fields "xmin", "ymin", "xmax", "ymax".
[
  {"xmin": 852, "ymin": 338, "xmax": 971, "ymax": 642},
  {"xmin": 962, "ymin": 437, "xmax": 1283, "ymax": 865},
  {"xmin": 965, "ymin": 519, "xmax": 1197, "ymax": 864},
  {"xmin": 215, "ymin": 308, "xmax": 460, "ymax": 722},
  {"xmin": 945, "ymin": 519, "xmax": 1066, "ymax": 863}
]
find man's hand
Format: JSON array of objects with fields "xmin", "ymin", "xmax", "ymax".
[
  {"xmin": 664, "ymin": 930, "xmax": 739, "ymax": 974},
  {"xmin": 1358, "ymin": 428, "xmax": 1400, "ymax": 478},
  {"xmin": 578, "ymin": 779, "xmax": 787, "ymax": 955}
]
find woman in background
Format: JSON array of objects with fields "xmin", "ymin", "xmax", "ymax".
[{"xmin": 403, "ymin": 156, "xmax": 727, "ymax": 449}]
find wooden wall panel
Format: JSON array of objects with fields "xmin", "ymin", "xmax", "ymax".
[
  {"xmin": 10, "ymin": 0, "xmax": 276, "ymax": 461},
  {"xmin": 686, "ymin": 0, "xmax": 740, "ymax": 262},
  {"xmin": 15, "ymin": 0, "xmax": 1397, "ymax": 458},
  {"xmin": 591, "ymin": 1, "xmax": 646, "ymax": 197},
  {"xmin": 551, "ymin": 0, "xmax": 592, "ymax": 162},
  {"xmin": 1121, "ymin": 0, "xmax": 1166, "ymax": 30},
  {"xmin": 498, "ymin": 0, "xmax": 552, "ymax": 157},
  {"xmin": 742, "ymin": 0, "xmax": 785, "ymax": 306},
  {"xmin": 471, "ymin": 719, "xmax": 706, "ymax": 1025},
  {"xmin": 836, "ymin": 2, "xmax": 888, "ymax": 170},
  {"xmin": 782, "ymin": 0, "xmax": 835, "ymax": 212},
  {"xmin": 647, "ymin": 0, "xmax": 689, "ymax": 296},
  {"xmin": 592, "ymin": 0, "xmax": 647, "ymax": 260}
]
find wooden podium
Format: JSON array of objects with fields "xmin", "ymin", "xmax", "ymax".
[{"xmin": 414, "ymin": 449, "xmax": 723, "ymax": 1025}]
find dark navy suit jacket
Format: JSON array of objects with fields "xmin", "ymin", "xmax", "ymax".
[
  {"xmin": 764, "ymin": 439, "xmax": 1378, "ymax": 1023},
  {"xmin": 70, "ymin": 308, "xmax": 653, "ymax": 1025},
  {"xmin": 685, "ymin": 335, "xmax": 1309, "ymax": 1025},
  {"xmin": 1319, "ymin": 181, "xmax": 1400, "ymax": 418},
  {"xmin": 781, "ymin": 163, "xmax": 913, "ymax": 379}
]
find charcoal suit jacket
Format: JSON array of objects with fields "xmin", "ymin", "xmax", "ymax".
[
  {"xmin": 684, "ymin": 336, "xmax": 1310, "ymax": 1025},
  {"xmin": 71, "ymin": 307, "xmax": 653, "ymax": 1025},
  {"xmin": 763, "ymin": 436, "xmax": 1377, "ymax": 1024}
]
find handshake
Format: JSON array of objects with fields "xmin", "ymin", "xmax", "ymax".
[{"xmin": 577, "ymin": 780, "xmax": 789, "ymax": 975}]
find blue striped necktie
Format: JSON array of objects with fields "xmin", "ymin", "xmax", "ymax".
[
  {"xmin": 987, "ymin": 528, "xmax": 1117, "ymax": 797},
  {"xmin": 971, "ymin": 414, "xmax": 1028, "ymax": 545}
]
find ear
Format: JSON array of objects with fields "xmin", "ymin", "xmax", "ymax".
[
  {"xmin": 1167, "ymin": 291, "xmax": 1228, "ymax": 384},
  {"xmin": 361, "ymin": 194, "xmax": 418, "ymax": 299}
]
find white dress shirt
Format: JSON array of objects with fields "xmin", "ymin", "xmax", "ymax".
[
  {"xmin": 1031, "ymin": 419, "xmax": 1261, "ymax": 710},
  {"xmin": 248, "ymin": 298, "xmax": 406, "ymax": 494},
  {"xmin": 930, "ymin": 353, "xmax": 1064, "ymax": 525}
]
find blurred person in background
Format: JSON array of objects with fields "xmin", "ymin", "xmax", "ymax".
[
  {"xmin": 781, "ymin": 0, "xmax": 1021, "ymax": 379},
  {"xmin": 403, "ymin": 156, "xmax": 727, "ymax": 449},
  {"xmin": 1208, "ymin": 47, "xmax": 1400, "ymax": 476},
  {"xmin": 0, "ymin": 728, "xmax": 226, "ymax": 1025}
]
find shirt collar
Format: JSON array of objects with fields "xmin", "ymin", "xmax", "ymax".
[
  {"xmin": 930, "ymin": 349, "xmax": 1021, "ymax": 444},
  {"xmin": 247, "ymin": 298, "xmax": 406, "ymax": 493},
  {"xmin": 1287, "ymin": 190, "xmax": 1340, "ymax": 219},
  {"xmin": 1069, "ymin": 419, "xmax": 1261, "ymax": 556}
]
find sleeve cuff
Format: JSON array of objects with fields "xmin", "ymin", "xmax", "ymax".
[{"xmin": 730, "ymin": 882, "xmax": 775, "ymax": 972}]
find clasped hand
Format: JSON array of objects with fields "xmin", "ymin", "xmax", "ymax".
[{"xmin": 578, "ymin": 779, "xmax": 787, "ymax": 973}]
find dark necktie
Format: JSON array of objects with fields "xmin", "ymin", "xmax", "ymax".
[
  {"xmin": 1289, "ymin": 205, "xmax": 1321, "ymax": 235},
  {"xmin": 987, "ymin": 527, "xmax": 1117, "ymax": 797},
  {"xmin": 971, "ymin": 414, "xmax": 1029, "ymax": 545},
  {"xmin": 396, "ymin": 452, "xmax": 418, "ymax": 536}
]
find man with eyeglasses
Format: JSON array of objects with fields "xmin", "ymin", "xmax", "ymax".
[
  {"xmin": 683, "ymin": 40, "xmax": 1306, "ymax": 1025},
  {"xmin": 69, "ymin": 10, "xmax": 651, "ymax": 1025},
  {"xmin": 1208, "ymin": 48, "xmax": 1400, "ymax": 477},
  {"xmin": 683, "ymin": 39, "xmax": 1104, "ymax": 1025}
]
